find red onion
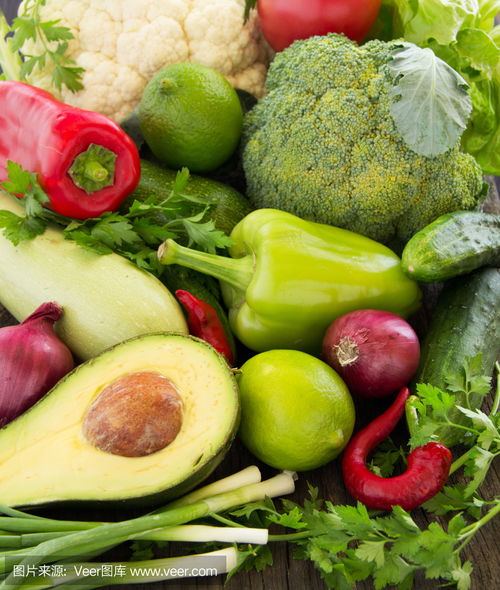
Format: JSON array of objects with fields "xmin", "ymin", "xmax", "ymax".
[
  {"xmin": 322, "ymin": 309, "xmax": 420, "ymax": 398},
  {"xmin": 0, "ymin": 302, "xmax": 74, "ymax": 427}
]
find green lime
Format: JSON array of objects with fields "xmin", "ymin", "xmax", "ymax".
[
  {"xmin": 138, "ymin": 63, "xmax": 243, "ymax": 173},
  {"xmin": 237, "ymin": 350, "xmax": 356, "ymax": 471}
]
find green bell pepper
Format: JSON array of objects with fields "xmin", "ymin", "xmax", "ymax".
[{"xmin": 158, "ymin": 208, "xmax": 421, "ymax": 353}]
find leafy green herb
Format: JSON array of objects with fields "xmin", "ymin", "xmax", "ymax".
[
  {"xmin": 63, "ymin": 168, "xmax": 233, "ymax": 272},
  {"xmin": 0, "ymin": 161, "xmax": 233, "ymax": 274},
  {"xmin": 0, "ymin": 161, "xmax": 50, "ymax": 244},
  {"xmin": 0, "ymin": 0, "xmax": 84, "ymax": 92},
  {"xmin": 408, "ymin": 356, "xmax": 494, "ymax": 449},
  {"xmin": 388, "ymin": 42, "xmax": 472, "ymax": 156},
  {"xmin": 368, "ymin": 438, "xmax": 406, "ymax": 477}
]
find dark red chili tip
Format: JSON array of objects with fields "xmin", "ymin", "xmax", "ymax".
[
  {"xmin": 342, "ymin": 387, "xmax": 452, "ymax": 511},
  {"xmin": 175, "ymin": 289, "xmax": 234, "ymax": 365}
]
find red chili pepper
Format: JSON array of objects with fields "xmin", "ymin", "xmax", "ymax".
[
  {"xmin": 342, "ymin": 387, "xmax": 452, "ymax": 511},
  {"xmin": 0, "ymin": 81, "xmax": 140, "ymax": 219},
  {"xmin": 175, "ymin": 289, "xmax": 234, "ymax": 365}
]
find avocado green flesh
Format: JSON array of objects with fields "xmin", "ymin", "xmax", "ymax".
[{"xmin": 0, "ymin": 334, "xmax": 240, "ymax": 507}]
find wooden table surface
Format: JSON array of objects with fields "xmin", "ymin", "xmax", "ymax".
[{"xmin": 0, "ymin": 1, "xmax": 499, "ymax": 589}]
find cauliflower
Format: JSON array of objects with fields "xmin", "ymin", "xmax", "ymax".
[
  {"xmin": 20, "ymin": 0, "xmax": 271, "ymax": 122},
  {"xmin": 242, "ymin": 34, "xmax": 486, "ymax": 246}
]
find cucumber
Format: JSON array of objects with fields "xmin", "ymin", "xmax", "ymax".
[
  {"xmin": 0, "ymin": 192, "xmax": 188, "ymax": 361},
  {"xmin": 122, "ymin": 159, "xmax": 253, "ymax": 237},
  {"xmin": 411, "ymin": 267, "xmax": 500, "ymax": 447},
  {"xmin": 401, "ymin": 211, "xmax": 500, "ymax": 282}
]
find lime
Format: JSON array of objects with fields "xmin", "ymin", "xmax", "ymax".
[
  {"xmin": 138, "ymin": 63, "xmax": 243, "ymax": 173},
  {"xmin": 237, "ymin": 350, "xmax": 356, "ymax": 471}
]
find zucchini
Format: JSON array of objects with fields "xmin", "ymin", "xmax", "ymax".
[
  {"xmin": 0, "ymin": 192, "xmax": 188, "ymax": 360},
  {"xmin": 122, "ymin": 159, "xmax": 253, "ymax": 237},
  {"xmin": 411, "ymin": 267, "xmax": 500, "ymax": 447},
  {"xmin": 401, "ymin": 211, "xmax": 500, "ymax": 282}
]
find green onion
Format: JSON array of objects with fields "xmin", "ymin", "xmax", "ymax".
[
  {"xmin": 153, "ymin": 465, "xmax": 262, "ymax": 511},
  {"xmin": 0, "ymin": 472, "xmax": 295, "ymax": 588},
  {"xmin": 16, "ymin": 548, "xmax": 244, "ymax": 590}
]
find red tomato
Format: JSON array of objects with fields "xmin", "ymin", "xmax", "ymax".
[{"xmin": 257, "ymin": 0, "xmax": 382, "ymax": 52}]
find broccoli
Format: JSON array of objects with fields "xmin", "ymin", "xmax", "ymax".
[{"xmin": 241, "ymin": 34, "xmax": 486, "ymax": 246}]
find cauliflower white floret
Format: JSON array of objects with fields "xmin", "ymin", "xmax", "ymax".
[{"xmin": 20, "ymin": 0, "xmax": 271, "ymax": 122}]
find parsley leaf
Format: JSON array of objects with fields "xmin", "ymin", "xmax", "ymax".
[
  {"xmin": 0, "ymin": 161, "xmax": 51, "ymax": 243},
  {"xmin": 368, "ymin": 437, "xmax": 406, "ymax": 477},
  {"xmin": 1, "ymin": 0, "xmax": 85, "ymax": 93},
  {"xmin": 0, "ymin": 163, "xmax": 233, "ymax": 276},
  {"xmin": 408, "ymin": 355, "xmax": 493, "ymax": 449},
  {"xmin": 182, "ymin": 218, "xmax": 233, "ymax": 254},
  {"xmin": 0, "ymin": 210, "xmax": 46, "ymax": 244}
]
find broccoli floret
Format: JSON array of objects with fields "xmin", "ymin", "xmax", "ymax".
[{"xmin": 242, "ymin": 34, "xmax": 486, "ymax": 246}]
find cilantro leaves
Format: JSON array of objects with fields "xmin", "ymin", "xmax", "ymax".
[
  {"xmin": 0, "ymin": 161, "xmax": 233, "ymax": 275},
  {"xmin": 0, "ymin": 0, "xmax": 84, "ymax": 93},
  {"xmin": 0, "ymin": 161, "xmax": 51, "ymax": 244}
]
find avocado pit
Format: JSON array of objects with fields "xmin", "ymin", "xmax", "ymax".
[{"xmin": 82, "ymin": 371, "xmax": 183, "ymax": 457}]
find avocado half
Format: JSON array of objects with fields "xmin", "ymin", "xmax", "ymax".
[{"xmin": 0, "ymin": 333, "xmax": 240, "ymax": 507}]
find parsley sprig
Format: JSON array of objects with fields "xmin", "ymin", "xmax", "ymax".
[
  {"xmin": 0, "ymin": 161, "xmax": 51, "ymax": 244},
  {"xmin": 0, "ymin": 162, "xmax": 233, "ymax": 274},
  {"xmin": 0, "ymin": 0, "xmax": 84, "ymax": 93}
]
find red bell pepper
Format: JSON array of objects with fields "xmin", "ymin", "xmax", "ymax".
[{"xmin": 0, "ymin": 81, "xmax": 140, "ymax": 219}]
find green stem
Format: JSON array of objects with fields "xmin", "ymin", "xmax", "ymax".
[
  {"xmin": 68, "ymin": 145, "xmax": 117, "ymax": 193},
  {"xmin": 449, "ymin": 447, "xmax": 475, "ymax": 476},
  {"xmin": 208, "ymin": 513, "xmax": 245, "ymax": 528},
  {"xmin": 157, "ymin": 239, "xmax": 254, "ymax": 292},
  {"xmin": 0, "ymin": 505, "xmax": 44, "ymax": 520},
  {"xmin": 491, "ymin": 362, "xmax": 500, "ymax": 415},
  {"xmin": 0, "ymin": 518, "xmax": 97, "ymax": 534},
  {"xmin": 82, "ymin": 161, "xmax": 109, "ymax": 183},
  {"xmin": 405, "ymin": 396, "xmax": 420, "ymax": 442},
  {"xmin": 268, "ymin": 531, "xmax": 313, "ymax": 542},
  {"xmin": 456, "ymin": 500, "xmax": 500, "ymax": 552},
  {"xmin": 0, "ymin": 531, "xmax": 69, "ymax": 549}
]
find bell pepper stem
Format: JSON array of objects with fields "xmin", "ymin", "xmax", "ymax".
[
  {"xmin": 158, "ymin": 239, "xmax": 254, "ymax": 292},
  {"xmin": 68, "ymin": 144, "xmax": 117, "ymax": 193},
  {"xmin": 83, "ymin": 160, "xmax": 109, "ymax": 183}
]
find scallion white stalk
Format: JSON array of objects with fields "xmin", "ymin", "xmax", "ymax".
[
  {"xmin": 203, "ymin": 472, "xmax": 295, "ymax": 513},
  {"xmin": 154, "ymin": 465, "xmax": 262, "ymax": 512},
  {"xmin": 138, "ymin": 524, "xmax": 268, "ymax": 545}
]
